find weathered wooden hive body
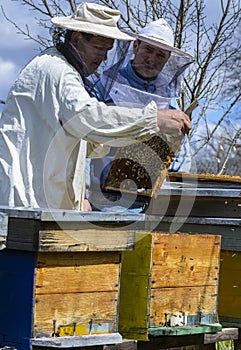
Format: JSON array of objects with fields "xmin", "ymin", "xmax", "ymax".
[
  {"xmin": 118, "ymin": 231, "xmax": 221, "ymax": 341},
  {"xmin": 0, "ymin": 208, "xmax": 139, "ymax": 350},
  {"xmin": 152, "ymin": 173, "xmax": 241, "ymax": 330}
]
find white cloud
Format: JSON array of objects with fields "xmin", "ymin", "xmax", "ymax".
[{"xmin": 0, "ymin": 58, "xmax": 18, "ymax": 84}]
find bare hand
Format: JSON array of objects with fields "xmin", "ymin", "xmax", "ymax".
[
  {"xmin": 83, "ymin": 198, "xmax": 92, "ymax": 211},
  {"xmin": 157, "ymin": 109, "xmax": 191, "ymax": 136}
]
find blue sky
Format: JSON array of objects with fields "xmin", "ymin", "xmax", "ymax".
[{"xmin": 0, "ymin": 0, "xmax": 46, "ymax": 112}]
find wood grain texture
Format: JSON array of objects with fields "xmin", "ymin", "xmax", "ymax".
[
  {"xmin": 149, "ymin": 285, "xmax": 218, "ymax": 326},
  {"xmin": 6, "ymin": 218, "xmax": 39, "ymax": 250},
  {"xmin": 168, "ymin": 172, "xmax": 241, "ymax": 184},
  {"xmin": 33, "ymin": 252, "xmax": 120, "ymax": 337},
  {"xmin": 118, "ymin": 232, "xmax": 221, "ymax": 341},
  {"xmin": 151, "ymin": 233, "xmax": 220, "ymax": 288},
  {"xmin": 38, "ymin": 229, "xmax": 135, "ymax": 252},
  {"xmin": 118, "ymin": 232, "xmax": 153, "ymax": 341},
  {"xmin": 6, "ymin": 217, "xmax": 136, "ymax": 252},
  {"xmin": 36, "ymin": 251, "xmax": 121, "ymax": 267},
  {"xmin": 35, "ymin": 264, "xmax": 119, "ymax": 294},
  {"xmin": 34, "ymin": 291, "xmax": 119, "ymax": 337}
]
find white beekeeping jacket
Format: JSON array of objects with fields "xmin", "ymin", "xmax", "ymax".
[{"xmin": 0, "ymin": 47, "xmax": 159, "ymax": 210}]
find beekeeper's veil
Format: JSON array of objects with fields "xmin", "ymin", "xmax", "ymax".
[{"xmin": 91, "ymin": 18, "xmax": 194, "ymax": 109}]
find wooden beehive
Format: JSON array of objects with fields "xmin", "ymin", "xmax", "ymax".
[
  {"xmin": 34, "ymin": 251, "xmax": 120, "ymax": 337},
  {"xmin": 103, "ymin": 135, "xmax": 182, "ymax": 198},
  {"xmin": 118, "ymin": 232, "xmax": 222, "ymax": 341},
  {"xmin": 150, "ymin": 173, "xmax": 241, "ymax": 332},
  {"xmin": 0, "ymin": 209, "xmax": 137, "ymax": 350}
]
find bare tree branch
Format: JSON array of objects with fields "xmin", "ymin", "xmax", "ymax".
[
  {"xmin": 2, "ymin": 0, "xmax": 241, "ymax": 174},
  {"xmin": 217, "ymin": 128, "xmax": 241, "ymax": 175}
]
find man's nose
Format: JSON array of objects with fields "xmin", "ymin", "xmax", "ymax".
[{"xmin": 146, "ymin": 53, "xmax": 156, "ymax": 63}]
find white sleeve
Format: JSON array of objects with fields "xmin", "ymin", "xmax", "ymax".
[{"xmin": 59, "ymin": 69, "xmax": 159, "ymax": 147}]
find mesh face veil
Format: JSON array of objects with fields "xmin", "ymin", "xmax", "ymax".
[{"xmin": 87, "ymin": 38, "xmax": 193, "ymax": 109}]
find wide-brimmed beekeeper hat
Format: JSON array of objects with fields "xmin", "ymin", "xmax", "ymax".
[
  {"xmin": 131, "ymin": 18, "xmax": 193, "ymax": 58},
  {"xmin": 51, "ymin": 2, "xmax": 133, "ymax": 41}
]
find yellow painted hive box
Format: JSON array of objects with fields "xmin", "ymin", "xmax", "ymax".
[{"xmin": 118, "ymin": 232, "xmax": 222, "ymax": 341}]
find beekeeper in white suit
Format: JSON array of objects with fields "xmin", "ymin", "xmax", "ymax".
[{"xmin": 0, "ymin": 2, "xmax": 191, "ymax": 211}]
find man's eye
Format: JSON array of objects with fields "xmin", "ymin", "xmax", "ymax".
[{"xmin": 145, "ymin": 48, "xmax": 153, "ymax": 53}]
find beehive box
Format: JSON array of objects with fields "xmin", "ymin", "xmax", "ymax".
[
  {"xmin": 118, "ymin": 232, "xmax": 222, "ymax": 341},
  {"xmin": 34, "ymin": 251, "xmax": 121, "ymax": 337},
  {"xmin": 150, "ymin": 173, "xmax": 241, "ymax": 330},
  {"xmin": 0, "ymin": 208, "xmax": 138, "ymax": 350}
]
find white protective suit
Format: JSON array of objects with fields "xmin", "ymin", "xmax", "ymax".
[{"xmin": 0, "ymin": 47, "xmax": 160, "ymax": 210}]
